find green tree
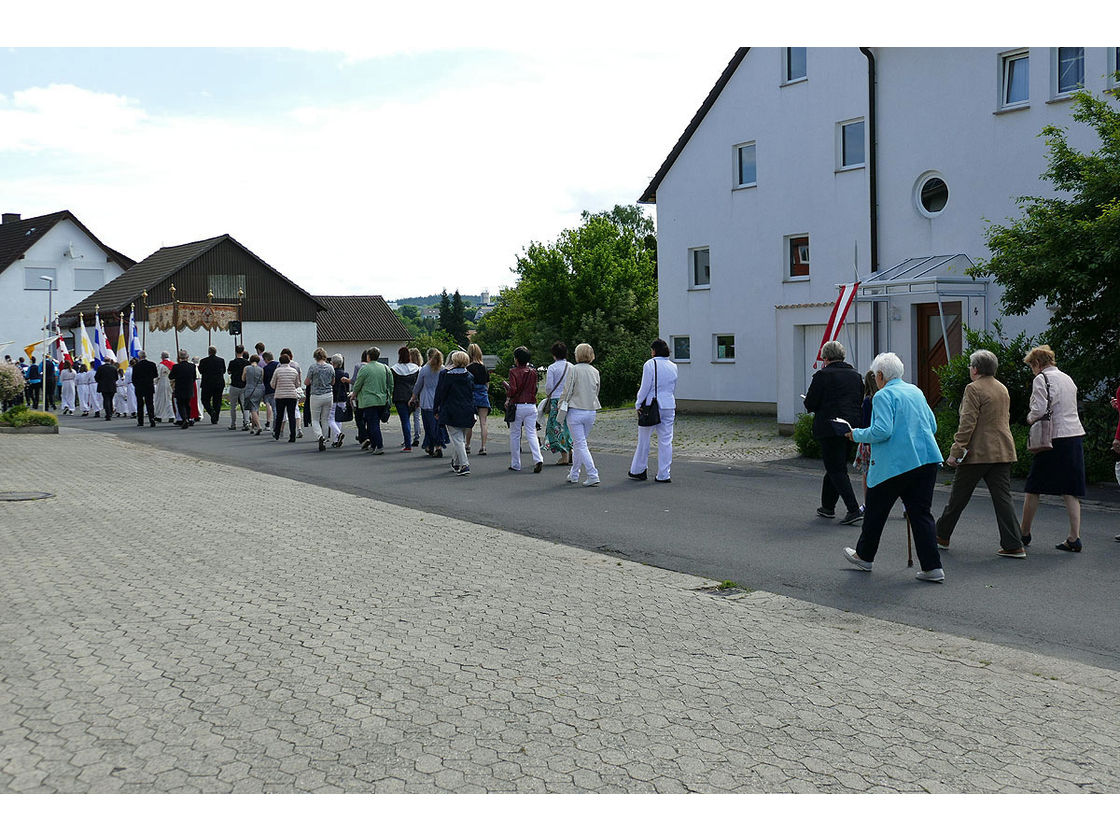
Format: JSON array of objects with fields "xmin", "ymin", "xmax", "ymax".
[
  {"xmin": 396, "ymin": 304, "xmax": 421, "ymax": 322},
  {"xmin": 474, "ymin": 204, "xmax": 658, "ymax": 405},
  {"xmin": 449, "ymin": 290, "xmax": 469, "ymax": 347},
  {"xmin": 970, "ymin": 84, "xmax": 1120, "ymax": 395}
]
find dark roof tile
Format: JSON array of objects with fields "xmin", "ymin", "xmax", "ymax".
[{"xmin": 315, "ymin": 295, "xmax": 412, "ymax": 343}]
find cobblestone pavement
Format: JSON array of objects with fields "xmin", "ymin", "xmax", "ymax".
[
  {"xmin": 2, "ymin": 430, "xmax": 1118, "ymax": 793},
  {"xmin": 586, "ymin": 409, "xmax": 798, "ymax": 463}
]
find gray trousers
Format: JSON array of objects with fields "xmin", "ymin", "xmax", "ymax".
[
  {"xmin": 228, "ymin": 386, "xmax": 245, "ymax": 424},
  {"xmin": 936, "ymin": 462, "xmax": 1023, "ymax": 550}
]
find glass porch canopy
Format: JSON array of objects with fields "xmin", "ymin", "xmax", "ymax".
[{"xmin": 847, "ymin": 254, "xmax": 989, "ymax": 361}]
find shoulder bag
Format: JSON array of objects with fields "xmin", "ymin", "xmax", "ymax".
[
  {"xmin": 637, "ymin": 359, "xmax": 661, "ymax": 427},
  {"xmin": 1027, "ymin": 372, "xmax": 1053, "ymax": 454},
  {"xmin": 538, "ymin": 362, "xmax": 570, "ymax": 425}
]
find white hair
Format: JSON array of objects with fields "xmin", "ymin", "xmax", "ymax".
[
  {"xmin": 821, "ymin": 340, "xmax": 845, "ymax": 362},
  {"xmin": 870, "ymin": 352, "xmax": 904, "ymax": 383}
]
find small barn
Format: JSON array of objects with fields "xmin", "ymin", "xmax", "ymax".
[
  {"xmin": 315, "ymin": 295, "xmax": 412, "ymax": 370},
  {"xmin": 59, "ymin": 234, "xmax": 324, "ymax": 366}
]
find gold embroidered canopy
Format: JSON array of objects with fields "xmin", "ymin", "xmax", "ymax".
[{"xmin": 147, "ymin": 301, "xmax": 240, "ymax": 332}]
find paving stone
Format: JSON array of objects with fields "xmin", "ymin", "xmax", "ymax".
[{"xmin": 2, "ymin": 430, "xmax": 1119, "ymax": 794}]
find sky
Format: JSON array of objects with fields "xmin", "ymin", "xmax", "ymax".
[{"xmin": 1, "ymin": 2, "xmax": 1108, "ymax": 302}]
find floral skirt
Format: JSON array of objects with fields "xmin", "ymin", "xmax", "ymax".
[{"xmin": 545, "ymin": 398, "xmax": 572, "ymax": 453}]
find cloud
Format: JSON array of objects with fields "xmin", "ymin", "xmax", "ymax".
[{"xmin": 0, "ymin": 48, "xmax": 728, "ymax": 299}]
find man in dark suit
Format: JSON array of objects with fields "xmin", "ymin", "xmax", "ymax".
[
  {"xmin": 804, "ymin": 340, "xmax": 865, "ymax": 526},
  {"xmin": 168, "ymin": 350, "xmax": 197, "ymax": 429},
  {"xmin": 130, "ymin": 351, "xmax": 159, "ymax": 427},
  {"xmin": 197, "ymin": 346, "xmax": 226, "ymax": 424},
  {"xmin": 94, "ymin": 359, "xmax": 119, "ymax": 421},
  {"xmin": 43, "ymin": 356, "xmax": 57, "ymax": 411}
]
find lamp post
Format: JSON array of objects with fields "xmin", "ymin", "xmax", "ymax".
[
  {"xmin": 40, "ymin": 276, "xmax": 53, "ymax": 392},
  {"xmin": 170, "ymin": 285, "xmax": 179, "ymax": 357},
  {"xmin": 141, "ymin": 289, "xmax": 148, "ymax": 351}
]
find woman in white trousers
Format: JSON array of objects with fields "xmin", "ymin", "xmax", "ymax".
[
  {"xmin": 629, "ymin": 339, "xmax": 679, "ymax": 483},
  {"xmin": 559, "ymin": 343, "xmax": 602, "ymax": 487},
  {"xmin": 504, "ymin": 346, "xmax": 544, "ymax": 473},
  {"xmin": 60, "ymin": 361, "xmax": 77, "ymax": 414}
]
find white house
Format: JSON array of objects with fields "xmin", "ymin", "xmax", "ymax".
[
  {"xmin": 640, "ymin": 47, "xmax": 1119, "ymax": 430},
  {"xmin": 0, "ymin": 211, "xmax": 134, "ymax": 358}
]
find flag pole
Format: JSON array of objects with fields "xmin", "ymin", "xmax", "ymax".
[{"xmin": 141, "ymin": 289, "xmax": 148, "ymax": 352}]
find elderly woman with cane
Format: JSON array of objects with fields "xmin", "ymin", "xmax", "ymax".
[{"xmin": 842, "ymin": 352, "xmax": 946, "ymax": 583}]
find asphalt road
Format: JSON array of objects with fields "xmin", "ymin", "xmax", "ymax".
[{"xmin": 57, "ymin": 413, "xmax": 1120, "ymax": 672}]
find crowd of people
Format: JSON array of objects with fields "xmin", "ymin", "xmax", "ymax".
[
  {"xmin": 14, "ymin": 334, "xmax": 1108, "ymax": 583},
  {"xmin": 805, "ymin": 340, "xmax": 1095, "ymax": 585},
  {"xmin": 35, "ymin": 338, "xmax": 680, "ymax": 486}
]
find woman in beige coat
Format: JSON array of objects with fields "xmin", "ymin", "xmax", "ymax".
[
  {"xmin": 935, "ymin": 350, "xmax": 1025, "ymax": 557},
  {"xmin": 559, "ymin": 343, "xmax": 602, "ymax": 486}
]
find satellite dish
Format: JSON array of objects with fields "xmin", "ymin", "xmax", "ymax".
[{"xmin": 63, "ymin": 242, "xmax": 77, "ymax": 259}]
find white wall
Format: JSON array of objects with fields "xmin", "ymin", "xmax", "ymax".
[
  {"xmin": 655, "ymin": 47, "xmax": 870, "ymax": 412},
  {"xmin": 320, "ymin": 341, "xmax": 408, "ymax": 371},
  {"xmin": 0, "ymin": 218, "xmax": 127, "ymax": 353}
]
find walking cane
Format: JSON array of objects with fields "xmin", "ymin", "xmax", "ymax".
[{"xmin": 904, "ymin": 509, "xmax": 913, "ymax": 567}]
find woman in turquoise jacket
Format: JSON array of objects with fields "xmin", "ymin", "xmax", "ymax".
[{"xmin": 843, "ymin": 352, "xmax": 946, "ymax": 583}]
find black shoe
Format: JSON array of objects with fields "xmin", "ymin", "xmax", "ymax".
[
  {"xmin": 150, "ymin": 421, "xmax": 156, "ymax": 427},
  {"xmin": 839, "ymin": 509, "xmax": 864, "ymax": 526},
  {"xmin": 1021, "ymin": 532, "xmax": 1031, "ymax": 546},
  {"xmin": 318, "ymin": 436, "xmax": 326, "ymax": 452},
  {"xmin": 816, "ymin": 507, "xmax": 836, "ymax": 519},
  {"xmin": 1056, "ymin": 538, "xmax": 1082, "ymax": 552},
  {"xmin": 655, "ymin": 478, "xmax": 671, "ymax": 483},
  {"xmin": 137, "ymin": 422, "xmax": 144, "ymax": 427},
  {"xmin": 533, "ymin": 461, "xmax": 543, "ymax": 473},
  {"xmin": 628, "ymin": 470, "xmax": 648, "ymax": 481}
]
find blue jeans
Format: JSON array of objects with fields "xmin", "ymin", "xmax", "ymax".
[{"xmin": 395, "ymin": 401, "xmax": 412, "ymax": 446}]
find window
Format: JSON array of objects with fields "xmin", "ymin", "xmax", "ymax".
[
  {"xmin": 786, "ymin": 235, "xmax": 810, "ymax": 279},
  {"xmin": 839, "ymin": 119, "xmax": 865, "ymax": 168},
  {"xmin": 784, "ymin": 48, "xmax": 807, "ymax": 83},
  {"xmin": 672, "ymin": 336, "xmax": 691, "ymax": 362},
  {"xmin": 1001, "ymin": 50, "xmax": 1030, "ymax": 107},
  {"xmin": 23, "ymin": 268, "xmax": 56, "ymax": 291},
  {"xmin": 714, "ymin": 334, "xmax": 735, "ymax": 362},
  {"xmin": 915, "ymin": 173, "xmax": 949, "ymax": 217},
  {"xmin": 1109, "ymin": 47, "xmax": 1120, "ymax": 89},
  {"xmin": 734, "ymin": 142, "xmax": 756, "ymax": 187},
  {"xmin": 1056, "ymin": 47, "xmax": 1084, "ymax": 94},
  {"xmin": 73, "ymin": 268, "xmax": 104, "ymax": 291},
  {"xmin": 208, "ymin": 274, "xmax": 245, "ymax": 300},
  {"xmin": 690, "ymin": 247, "xmax": 710, "ymax": 288}
]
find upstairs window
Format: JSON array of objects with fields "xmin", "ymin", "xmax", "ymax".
[
  {"xmin": 690, "ymin": 248, "xmax": 710, "ymax": 288},
  {"xmin": 784, "ymin": 48, "xmax": 807, "ymax": 83},
  {"xmin": 714, "ymin": 334, "xmax": 736, "ymax": 362},
  {"xmin": 1056, "ymin": 47, "xmax": 1084, "ymax": 94},
  {"xmin": 1001, "ymin": 50, "xmax": 1030, "ymax": 107},
  {"xmin": 839, "ymin": 119, "xmax": 865, "ymax": 168},
  {"xmin": 788, "ymin": 235, "xmax": 810, "ymax": 279},
  {"xmin": 735, "ymin": 142, "xmax": 757, "ymax": 188},
  {"xmin": 208, "ymin": 274, "xmax": 245, "ymax": 301}
]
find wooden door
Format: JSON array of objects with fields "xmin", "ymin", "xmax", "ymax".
[{"xmin": 915, "ymin": 301, "xmax": 961, "ymax": 407}]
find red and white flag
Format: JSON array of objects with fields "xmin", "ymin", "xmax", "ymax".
[
  {"xmin": 814, "ymin": 282, "xmax": 860, "ymax": 367},
  {"xmin": 55, "ymin": 334, "xmax": 73, "ymax": 365}
]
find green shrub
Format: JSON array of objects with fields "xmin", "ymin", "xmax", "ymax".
[
  {"xmin": 793, "ymin": 413, "xmax": 820, "ymax": 459},
  {"xmin": 1079, "ymin": 398, "xmax": 1118, "ymax": 484},
  {"xmin": 935, "ymin": 320, "xmax": 1037, "ymax": 420},
  {"xmin": 0, "ymin": 405, "xmax": 58, "ymax": 427},
  {"xmin": 0, "ymin": 362, "xmax": 24, "ymax": 402}
]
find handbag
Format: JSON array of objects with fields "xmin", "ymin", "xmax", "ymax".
[
  {"xmin": 335, "ymin": 402, "xmax": 353, "ymax": 423},
  {"xmin": 503, "ymin": 402, "xmax": 517, "ymax": 425},
  {"xmin": 637, "ymin": 358, "xmax": 661, "ymax": 427},
  {"xmin": 1027, "ymin": 372, "xmax": 1053, "ymax": 454},
  {"xmin": 379, "ymin": 402, "xmax": 391, "ymax": 423}
]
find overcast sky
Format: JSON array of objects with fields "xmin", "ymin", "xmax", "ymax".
[{"xmin": 1, "ymin": 3, "xmax": 1103, "ymax": 302}]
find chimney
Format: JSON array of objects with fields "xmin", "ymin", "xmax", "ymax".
[{"xmin": 2, "ymin": 213, "xmax": 20, "ymax": 224}]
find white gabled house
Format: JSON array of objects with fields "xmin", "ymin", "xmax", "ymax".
[{"xmin": 640, "ymin": 47, "xmax": 1119, "ymax": 430}]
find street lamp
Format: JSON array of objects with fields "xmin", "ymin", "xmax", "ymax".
[{"xmin": 40, "ymin": 276, "xmax": 53, "ymax": 406}]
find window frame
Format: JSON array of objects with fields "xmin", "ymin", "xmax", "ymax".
[
  {"xmin": 1051, "ymin": 47, "xmax": 1085, "ymax": 98},
  {"xmin": 671, "ymin": 336, "xmax": 691, "ymax": 364},
  {"xmin": 782, "ymin": 48, "xmax": 807, "ymax": 85},
  {"xmin": 712, "ymin": 334, "xmax": 736, "ymax": 363},
  {"xmin": 784, "ymin": 234, "xmax": 811, "ymax": 283},
  {"xmin": 73, "ymin": 267, "xmax": 105, "ymax": 292},
  {"xmin": 999, "ymin": 49, "xmax": 1030, "ymax": 110},
  {"xmin": 915, "ymin": 171, "xmax": 950, "ymax": 218},
  {"xmin": 836, "ymin": 118, "xmax": 865, "ymax": 171},
  {"xmin": 689, "ymin": 247, "xmax": 711, "ymax": 290},
  {"xmin": 733, "ymin": 141, "xmax": 757, "ymax": 189},
  {"xmin": 23, "ymin": 267, "xmax": 57, "ymax": 291},
  {"xmin": 1108, "ymin": 47, "xmax": 1120, "ymax": 91}
]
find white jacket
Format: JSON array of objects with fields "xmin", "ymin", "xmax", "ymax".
[
  {"xmin": 634, "ymin": 357, "xmax": 677, "ymax": 411},
  {"xmin": 1028, "ymin": 366, "xmax": 1084, "ymax": 439}
]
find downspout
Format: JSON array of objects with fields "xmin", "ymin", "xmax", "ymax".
[{"xmin": 859, "ymin": 47, "xmax": 880, "ymax": 353}]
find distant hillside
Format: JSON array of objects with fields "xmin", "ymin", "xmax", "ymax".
[{"xmin": 391, "ymin": 294, "xmax": 486, "ymax": 308}]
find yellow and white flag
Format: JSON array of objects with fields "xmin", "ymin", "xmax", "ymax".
[
  {"xmin": 115, "ymin": 313, "xmax": 129, "ymax": 369},
  {"xmin": 79, "ymin": 314, "xmax": 96, "ymax": 366}
]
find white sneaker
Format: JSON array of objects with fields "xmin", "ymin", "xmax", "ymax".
[
  {"xmin": 583, "ymin": 478, "xmax": 600, "ymax": 487},
  {"xmin": 915, "ymin": 568, "xmax": 945, "ymax": 583},
  {"xmin": 844, "ymin": 547, "xmax": 872, "ymax": 571},
  {"xmin": 566, "ymin": 476, "xmax": 578, "ymax": 484}
]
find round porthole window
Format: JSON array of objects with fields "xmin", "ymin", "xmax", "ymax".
[{"xmin": 916, "ymin": 173, "xmax": 949, "ymax": 216}]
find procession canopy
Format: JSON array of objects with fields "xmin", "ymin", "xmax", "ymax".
[{"xmin": 147, "ymin": 301, "xmax": 240, "ymax": 332}]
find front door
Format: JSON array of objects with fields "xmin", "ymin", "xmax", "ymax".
[{"xmin": 915, "ymin": 301, "xmax": 961, "ymax": 407}]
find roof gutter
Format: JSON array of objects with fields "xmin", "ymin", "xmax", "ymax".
[{"xmin": 859, "ymin": 48, "xmax": 878, "ymax": 272}]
